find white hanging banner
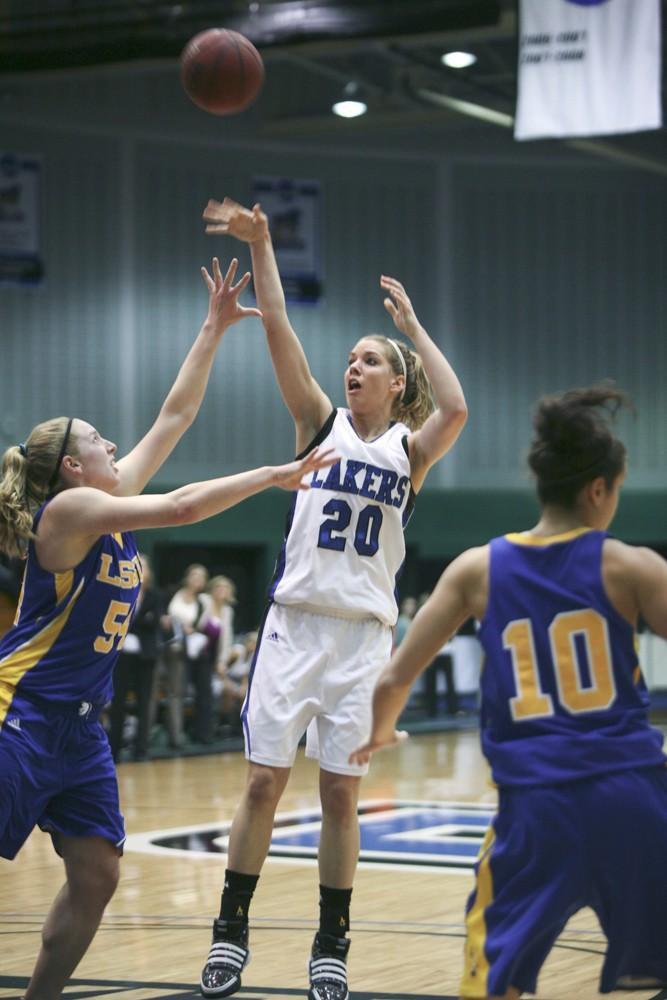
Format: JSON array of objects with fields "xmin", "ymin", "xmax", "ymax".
[{"xmin": 515, "ymin": 0, "xmax": 662, "ymax": 141}]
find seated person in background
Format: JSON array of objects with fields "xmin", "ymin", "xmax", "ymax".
[{"xmin": 215, "ymin": 630, "xmax": 257, "ymax": 734}]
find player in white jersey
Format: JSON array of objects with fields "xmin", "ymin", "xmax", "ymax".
[{"xmin": 200, "ymin": 198, "xmax": 468, "ymax": 1000}]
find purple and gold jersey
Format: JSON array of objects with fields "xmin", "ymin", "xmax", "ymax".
[
  {"xmin": 0, "ymin": 502, "xmax": 141, "ymax": 721},
  {"xmin": 478, "ymin": 527, "xmax": 665, "ymax": 786}
]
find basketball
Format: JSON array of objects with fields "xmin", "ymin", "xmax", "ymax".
[{"xmin": 180, "ymin": 28, "xmax": 264, "ymax": 115}]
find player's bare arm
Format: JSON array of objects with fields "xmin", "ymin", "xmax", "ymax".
[
  {"xmin": 608, "ymin": 541, "xmax": 667, "ymax": 638},
  {"xmin": 633, "ymin": 546, "xmax": 667, "ymax": 638},
  {"xmin": 37, "ymin": 447, "xmax": 337, "ymax": 574},
  {"xmin": 601, "ymin": 537, "xmax": 667, "ymax": 637},
  {"xmin": 204, "ymin": 198, "xmax": 331, "ymax": 449},
  {"xmin": 380, "ymin": 277, "xmax": 467, "ymax": 491},
  {"xmin": 115, "ymin": 257, "xmax": 262, "ymax": 497},
  {"xmin": 350, "ymin": 547, "xmax": 487, "ymax": 765}
]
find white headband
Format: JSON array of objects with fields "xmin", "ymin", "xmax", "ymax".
[{"xmin": 387, "ymin": 338, "xmax": 407, "ymax": 399}]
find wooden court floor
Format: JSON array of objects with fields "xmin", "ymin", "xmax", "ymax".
[{"xmin": 1, "ymin": 729, "xmax": 665, "ymax": 1000}]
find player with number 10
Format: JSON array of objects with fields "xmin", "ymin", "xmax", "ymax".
[{"xmin": 351, "ymin": 386, "xmax": 667, "ymax": 998}]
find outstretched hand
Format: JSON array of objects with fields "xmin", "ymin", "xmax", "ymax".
[
  {"xmin": 348, "ymin": 729, "xmax": 409, "ymax": 767},
  {"xmin": 201, "ymin": 257, "xmax": 262, "ymax": 334},
  {"xmin": 272, "ymin": 447, "xmax": 339, "ymax": 492},
  {"xmin": 203, "ymin": 198, "xmax": 269, "ymax": 244},
  {"xmin": 381, "ymin": 275, "xmax": 421, "ymax": 340}
]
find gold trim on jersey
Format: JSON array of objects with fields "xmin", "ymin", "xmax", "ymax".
[
  {"xmin": 13, "ymin": 569, "xmax": 27, "ymax": 627},
  {"xmin": 54, "ymin": 569, "xmax": 74, "ymax": 605},
  {"xmin": 0, "ymin": 578, "xmax": 84, "ymax": 725},
  {"xmin": 460, "ymin": 824, "xmax": 494, "ymax": 997},
  {"xmin": 113, "ymin": 532, "xmax": 124, "ymax": 548},
  {"xmin": 505, "ymin": 527, "xmax": 594, "ymax": 546}
]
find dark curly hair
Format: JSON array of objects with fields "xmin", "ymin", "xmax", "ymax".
[{"xmin": 528, "ymin": 386, "xmax": 630, "ymax": 508}]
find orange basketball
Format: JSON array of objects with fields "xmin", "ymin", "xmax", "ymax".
[{"xmin": 180, "ymin": 28, "xmax": 264, "ymax": 115}]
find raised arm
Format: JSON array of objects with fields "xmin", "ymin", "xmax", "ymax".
[
  {"xmin": 204, "ymin": 198, "xmax": 332, "ymax": 453},
  {"xmin": 114, "ymin": 257, "xmax": 261, "ymax": 496},
  {"xmin": 36, "ymin": 447, "xmax": 338, "ymax": 573},
  {"xmin": 349, "ymin": 546, "xmax": 487, "ymax": 765},
  {"xmin": 381, "ymin": 276, "xmax": 468, "ymax": 492}
]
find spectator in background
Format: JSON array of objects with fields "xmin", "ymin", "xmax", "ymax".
[
  {"xmin": 216, "ymin": 629, "xmax": 257, "ymax": 734},
  {"xmin": 202, "ymin": 574, "xmax": 236, "ymax": 671},
  {"xmin": 108, "ymin": 553, "xmax": 164, "ymax": 762},
  {"xmin": 423, "ymin": 638, "xmax": 459, "ymax": 718},
  {"xmin": 393, "ymin": 595, "xmax": 417, "ymax": 649},
  {"xmin": 167, "ymin": 563, "xmax": 212, "ymax": 745},
  {"xmin": 198, "ymin": 574, "xmax": 237, "ymax": 742}
]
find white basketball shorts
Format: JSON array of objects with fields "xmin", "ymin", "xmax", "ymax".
[{"xmin": 241, "ymin": 602, "xmax": 393, "ymax": 776}]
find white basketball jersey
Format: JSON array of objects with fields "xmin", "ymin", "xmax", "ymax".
[{"xmin": 270, "ymin": 408, "xmax": 414, "ymax": 626}]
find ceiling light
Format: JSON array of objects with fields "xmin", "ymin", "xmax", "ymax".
[
  {"xmin": 332, "ymin": 99, "xmax": 367, "ymax": 118},
  {"xmin": 441, "ymin": 50, "xmax": 477, "ymax": 69},
  {"xmin": 332, "ymin": 81, "xmax": 367, "ymax": 118}
]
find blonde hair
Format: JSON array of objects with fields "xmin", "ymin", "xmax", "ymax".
[
  {"xmin": 209, "ymin": 574, "xmax": 237, "ymax": 605},
  {"xmin": 370, "ymin": 336, "xmax": 435, "ymax": 431},
  {"xmin": 0, "ymin": 417, "xmax": 77, "ymax": 558}
]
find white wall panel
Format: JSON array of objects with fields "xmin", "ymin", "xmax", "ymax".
[
  {"xmin": 450, "ymin": 165, "xmax": 666, "ymax": 489},
  {"xmin": 1, "ymin": 66, "xmax": 664, "ymax": 497}
]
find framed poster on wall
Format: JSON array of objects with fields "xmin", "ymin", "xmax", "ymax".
[
  {"xmin": 0, "ymin": 152, "xmax": 43, "ymax": 286},
  {"xmin": 251, "ymin": 175, "xmax": 322, "ymax": 304}
]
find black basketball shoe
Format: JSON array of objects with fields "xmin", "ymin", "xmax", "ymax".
[
  {"xmin": 200, "ymin": 918, "xmax": 250, "ymax": 998},
  {"xmin": 308, "ymin": 932, "xmax": 350, "ymax": 1000}
]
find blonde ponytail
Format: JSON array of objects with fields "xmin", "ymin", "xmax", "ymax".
[
  {"xmin": 370, "ymin": 336, "xmax": 435, "ymax": 432},
  {"xmin": 0, "ymin": 417, "xmax": 76, "ymax": 558}
]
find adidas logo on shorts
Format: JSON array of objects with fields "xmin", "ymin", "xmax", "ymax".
[
  {"xmin": 6, "ymin": 717, "xmax": 21, "ymax": 731},
  {"xmin": 266, "ymin": 630, "xmax": 280, "ymax": 643}
]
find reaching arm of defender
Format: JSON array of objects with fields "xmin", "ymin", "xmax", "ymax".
[
  {"xmin": 115, "ymin": 257, "xmax": 262, "ymax": 496},
  {"xmin": 37, "ymin": 448, "xmax": 337, "ymax": 574}
]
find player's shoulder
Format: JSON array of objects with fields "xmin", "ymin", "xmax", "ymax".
[
  {"xmin": 604, "ymin": 536, "xmax": 667, "ymax": 575},
  {"xmin": 448, "ymin": 544, "xmax": 490, "ymax": 583}
]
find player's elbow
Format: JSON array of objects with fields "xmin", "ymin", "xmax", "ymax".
[
  {"xmin": 165, "ymin": 494, "xmax": 199, "ymax": 526},
  {"xmin": 446, "ymin": 397, "xmax": 468, "ymax": 431}
]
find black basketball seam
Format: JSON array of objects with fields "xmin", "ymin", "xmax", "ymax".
[
  {"xmin": 241, "ymin": 37, "xmax": 264, "ymax": 72},
  {"xmin": 228, "ymin": 29, "xmax": 245, "ymax": 108}
]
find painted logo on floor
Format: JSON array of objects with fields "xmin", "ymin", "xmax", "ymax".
[
  {"xmin": 0, "ymin": 975, "xmax": 455, "ymax": 999},
  {"xmin": 124, "ymin": 799, "xmax": 494, "ymax": 872}
]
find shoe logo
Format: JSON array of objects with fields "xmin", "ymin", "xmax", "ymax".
[
  {"xmin": 266, "ymin": 630, "xmax": 280, "ymax": 643},
  {"xmin": 6, "ymin": 717, "xmax": 21, "ymax": 731}
]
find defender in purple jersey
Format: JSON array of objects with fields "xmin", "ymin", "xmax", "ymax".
[
  {"xmin": 0, "ymin": 256, "xmax": 336, "ymax": 1000},
  {"xmin": 352, "ymin": 385, "xmax": 667, "ymax": 998}
]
